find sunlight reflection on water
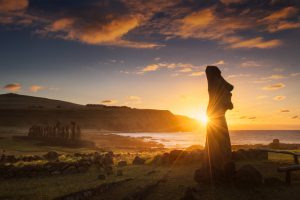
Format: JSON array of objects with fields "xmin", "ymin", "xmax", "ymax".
[{"xmin": 116, "ymin": 130, "xmax": 300, "ymax": 148}]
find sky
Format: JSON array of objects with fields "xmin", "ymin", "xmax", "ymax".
[{"xmin": 0, "ymin": 0, "xmax": 300, "ymax": 130}]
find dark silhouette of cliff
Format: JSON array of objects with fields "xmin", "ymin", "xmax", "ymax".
[{"xmin": 0, "ymin": 93, "xmax": 199, "ymax": 132}]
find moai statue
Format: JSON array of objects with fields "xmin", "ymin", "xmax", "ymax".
[
  {"xmin": 75, "ymin": 125, "xmax": 81, "ymax": 140},
  {"xmin": 38, "ymin": 126, "xmax": 42, "ymax": 137},
  {"xmin": 70, "ymin": 121, "xmax": 76, "ymax": 140},
  {"xmin": 28, "ymin": 126, "xmax": 34, "ymax": 137},
  {"xmin": 194, "ymin": 66, "xmax": 234, "ymax": 184},
  {"xmin": 66, "ymin": 125, "xmax": 70, "ymax": 140},
  {"xmin": 44, "ymin": 126, "xmax": 48, "ymax": 137},
  {"xmin": 61, "ymin": 126, "xmax": 66, "ymax": 139}
]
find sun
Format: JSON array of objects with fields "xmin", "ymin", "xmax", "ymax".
[{"xmin": 199, "ymin": 113, "xmax": 209, "ymax": 125}]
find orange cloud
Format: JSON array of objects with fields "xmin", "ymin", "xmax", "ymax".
[
  {"xmin": 262, "ymin": 7, "xmax": 298, "ymax": 22},
  {"xmin": 0, "ymin": 0, "xmax": 28, "ymax": 12},
  {"xmin": 138, "ymin": 62, "xmax": 204, "ymax": 75},
  {"xmin": 267, "ymin": 21, "xmax": 300, "ymax": 32},
  {"xmin": 280, "ymin": 109, "xmax": 290, "ymax": 113},
  {"xmin": 50, "ymin": 18, "xmax": 74, "ymax": 31},
  {"xmin": 178, "ymin": 68, "xmax": 192, "ymax": 73},
  {"xmin": 176, "ymin": 8, "xmax": 249, "ymax": 41},
  {"xmin": 262, "ymin": 83, "xmax": 285, "ymax": 91},
  {"xmin": 142, "ymin": 64, "xmax": 160, "ymax": 72},
  {"xmin": 46, "ymin": 15, "xmax": 159, "ymax": 48},
  {"xmin": 212, "ymin": 60, "xmax": 225, "ymax": 65},
  {"xmin": 182, "ymin": 8, "xmax": 214, "ymax": 28},
  {"xmin": 172, "ymin": 6, "xmax": 283, "ymax": 49},
  {"xmin": 30, "ymin": 85, "xmax": 43, "ymax": 92},
  {"xmin": 273, "ymin": 96, "xmax": 286, "ymax": 101},
  {"xmin": 261, "ymin": 7, "xmax": 300, "ymax": 33},
  {"xmin": 3, "ymin": 83, "xmax": 21, "ymax": 92},
  {"xmin": 229, "ymin": 37, "xmax": 282, "ymax": 49},
  {"xmin": 189, "ymin": 71, "xmax": 204, "ymax": 77},
  {"xmin": 220, "ymin": 0, "xmax": 245, "ymax": 5}
]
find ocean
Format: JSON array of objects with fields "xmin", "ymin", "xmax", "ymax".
[{"xmin": 116, "ymin": 130, "xmax": 300, "ymax": 148}]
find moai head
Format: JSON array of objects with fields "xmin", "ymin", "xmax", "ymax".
[{"xmin": 206, "ymin": 66, "xmax": 234, "ymax": 116}]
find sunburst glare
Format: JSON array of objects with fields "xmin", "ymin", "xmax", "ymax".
[{"xmin": 199, "ymin": 113, "xmax": 209, "ymax": 125}]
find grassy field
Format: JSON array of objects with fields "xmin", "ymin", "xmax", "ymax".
[
  {"xmin": 1, "ymin": 129, "xmax": 300, "ymax": 200},
  {"xmin": 1, "ymin": 161, "xmax": 300, "ymax": 200}
]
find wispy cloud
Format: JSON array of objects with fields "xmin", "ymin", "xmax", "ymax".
[
  {"xmin": 240, "ymin": 116, "xmax": 256, "ymax": 120},
  {"xmin": 166, "ymin": 5, "xmax": 285, "ymax": 49},
  {"xmin": 261, "ymin": 74, "xmax": 287, "ymax": 80},
  {"xmin": 290, "ymin": 73, "xmax": 300, "ymax": 77},
  {"xmin": 260, "ymin": 6, "xmax": 300, "ymax": 33},
  {"xmin": 138, "ymin": 62, "xmax": 204, "ymax": 75},
  {"xmin": 212, "ymin": 60, "xmax": 225, "ymax": 66},
  {"xmin": 262, "ymin": 83, "xmax": 285, "ymax": 91},
  {"xmin": 292, "ymin": 115, "xmax": 299, "ymax": 119},
  {"xmin": 280, "ymin": 109, "xmax": 290, "ymax": 113},
  {"xmin": 141, "ymin": 64, "xmax": 160, "ymax": 72},
  {"xmin": 189, "ymin": 71, "xmax": 205, "ymax": 77},
  {"xmin": 227, "ymin": 74, "xmax": 251, "ymax": 79},
  {"xmin": 178, "ymin": 68, "xmax": 192, "ymax": 73},
  {"xmin": 29, "ymin": 85, "xmax": 43, "ymax": 92},
  {"xmin": 0, "ymin": 0, "xmax": 28, "ymax": 12},
  {"xmin": 126, "ymin": 96, "xmax": 142, "ymax": 105},
  {"xmin": 101, "ymin": 99, "xmax": 118, "ymax": 105},
  {"xmin": 256, "ymin": 95, "xmax": 268, "ymax": 100},
  {"xmin": 241, "ymin": 61, "xmax": 262, "ymax": 68},
  {"xmin": 229, "ymin": 37, "xmax": 282, "ymax": 49},
  {"xmin": 273, "ymin": 95, "xmax": 286, "ymax": 101},
  {"xmin": 1, "ymin": 0, "xmax": 299, "ymax": 49},
  {"xmin": 3, "ymin": 83, "xmax": 21, "ymax": 92}
]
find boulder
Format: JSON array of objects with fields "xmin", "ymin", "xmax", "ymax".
[
  {"xmin": 235, "ymin": 165, "xmax": 263, "ymax": 186},
  {"xmin": 169, "ymin": 150, "xmax": 183, "ymax": 163},
  {"xmin": 180, "ymin": 187, "xmax": 198, "ymax": 200},
  {"xmin": 132, "ymin": 156, "xmax": 145, "ymax": 165},
  {"xmin": 63, "ymin": 166, "xmax": 78, "ymax": 174},
  {"xmin": 151, "ymin": 155, "xmax": 163, "ymax": 165},
  {"xmin": 118, "ymin": 161, "xmax": 127, "ymax": 167},
  {"xmin": 269, "ymin": 139, "xmax": 280, "ymax": 149},
  {"xmin": 98, "ymin": 174, "xmax": 106, "ymax": 180},
  {"xmin": 161, "ymin": 153, "xmax": 170, "ymax": 165},
  {"xmin": 116, "ymin": 169, "xmax": 123, "ymax": 176},
  {"xmin": 105, "ymin": 166, "xmax": 114, "ymax": 175},
  {"xmin": 103, "ymin": 153, "xmax": 114, "ymax": 166},
  {"xmin": 194, "ymin": 168, "xmax": 208, "ymax": 184},
  {"xmin": 5, "ymin": 155, "xmax": 17, "ymax": 163},
  {"xmin": 232, "ymin": 149, "xmax": 247, "ymax": 161},
  {"xmin": 78, "ymin": 165, "xmax": 89, "ymax": 173},
  {"xmin": 50, "ymin": 171, "xmax": 61, "ymax": 175},
  {"xmin": 264, "ymin": 177, "xmax": 283, "ymax": 186},
  {"xmin": 44, "ymin": 151, "xmax": 59, "ymax": 161}
]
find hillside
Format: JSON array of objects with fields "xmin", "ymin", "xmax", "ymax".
[
  {"xmin": 0, "ymin": 93, "xmax": 83, "ymax": 109},
  {"xmin": 0, "ymin": 93, "xmax": 200, "ymax": 132}
]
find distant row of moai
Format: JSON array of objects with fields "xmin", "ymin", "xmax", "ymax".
[{"xmin": 28, "ymin": 121, "xmax": 81, "ymax": 140}]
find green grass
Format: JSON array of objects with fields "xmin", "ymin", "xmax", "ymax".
[
  {"xmin": 1, "ymin": 161, "xmax": 300, "ymax": 200},
  {"xmin": 0, "ymin": 134, "xmax": 100, "ymax": 155},
  {"xmin": 2, "ymin": 131, "xmax": 300, "ymax": 200}
]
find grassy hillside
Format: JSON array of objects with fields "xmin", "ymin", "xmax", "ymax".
[
  {"xmin": 0, "ymin": 93, "xmax": 200, "ymax": 132},
  {"xmin": 0, "ymin": 93, "xmax": 83, "ymax": 109}
]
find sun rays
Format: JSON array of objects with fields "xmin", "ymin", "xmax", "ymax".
[{"xmin": 200, "ymin": 113, "xmax": 209, "ymax": 125}]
